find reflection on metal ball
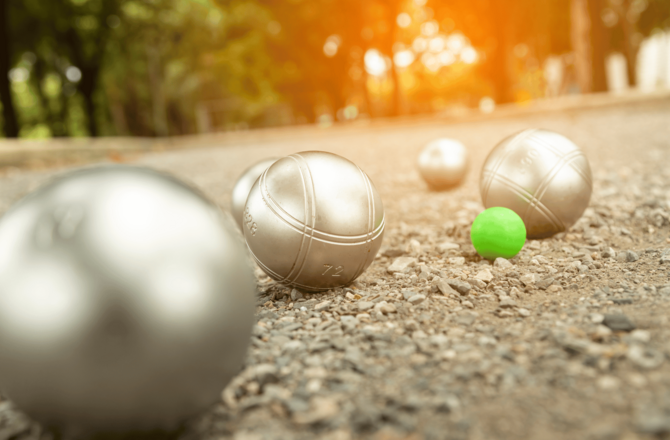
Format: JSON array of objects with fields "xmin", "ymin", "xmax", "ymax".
[
  {"xmin": 0, "ymin": 165, "xmax": 255, "ymax": 430},
  {"xmin": 480, "ymin": 129, "xmax": 593, "ymax": 239},
  {"xmin": 417, "ymin": 138, "xmax": 469, "ymax": 190},
  {"xmin": 231, "ymin": 158, "xmax": 278, "ymax": 230},
  {"xmin": 243, "ymin": 151, "xmax": 384, "ymax": 292}
]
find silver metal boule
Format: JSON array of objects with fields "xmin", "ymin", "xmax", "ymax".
[
  {"xmin": 417, "ymin": 138, "xmax": 469, "ymax": 190},
  {"xmin": 231, "ymin": 158, "xmax": 278, "ymax": 230},
  {"xmin": 480, "ymin": 129, "xmax": 593, "ymax": 239},
  {"xmin": 0, "ymin": 165, "xmax": 255, "ymax": 430},
  {"xmin": 243, "ymin": 151, "xmax": 385, "ymax": 292}
]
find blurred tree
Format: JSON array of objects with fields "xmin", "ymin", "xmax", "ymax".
[
  {"xmin": 0, "ymin": 0, "xmax": 19, "ymax": 137},
  {"xmin": 609, "ymin": 0, "xmax": 670, "ymax": 86},
  {"xmin": 9, "ymin": 0, "xmax": 121, "ymax": 137}
]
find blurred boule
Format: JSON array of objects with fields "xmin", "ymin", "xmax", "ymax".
[
  {"xmin": 231, "ymin": 157, "xmax": 278, "ymax": 230},
  {"xmin": 243, "ymin": 151, "xmax": 384, "ymax": 291},
  {"xmin": 417, "ymin": 138, "xmax": 469, "ymax": 190},
  {"xmin": 480, "ymin": 129, "xmax": 592, "ymax": 239},
  {"xmin": 0, "ymin": 165, "xmax": 255, "ymax": 431}
]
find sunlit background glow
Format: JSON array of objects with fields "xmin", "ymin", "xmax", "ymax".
[{"xmin": 1, "ymin": 0, "xmax": 670, "ymax": 138}]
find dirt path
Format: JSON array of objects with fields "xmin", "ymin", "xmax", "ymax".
[{"xmin": 1, "ymin": 99, "xmax": 670, "ymax": 440}]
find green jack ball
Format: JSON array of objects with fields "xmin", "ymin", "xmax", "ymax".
[{"xmin": 470, "ymin": 207, "xmax": 526, "ymax": 260}]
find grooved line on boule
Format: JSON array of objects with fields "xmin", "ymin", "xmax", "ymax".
[
  {"xmin": 521, "ymin": 149, "xmax": 583, "ymax": 230},
  {"xmin": 283, "ymin": 153, "xmax": 317, "ymax": 286},
  {"xmin": 482, "ymin": 171, "xmax": 563, "ymax": 231},
  {"xmin": 530, "ymin": 134, "xmax": 593, "ymax": 187},
  {"xmin": 351, "ymin": 165, "xmax": 376, "ymax": 283},
  {"xmin": 259, "ymin": 178, "xmax": 384, "ymax": 245},
  {"xmin": 257, "ymin": 164, "xmax": 301, "ymax": 286},
  {"xmin": 481, "ymin": 129, "xmax": 535, "ymax": 207}
]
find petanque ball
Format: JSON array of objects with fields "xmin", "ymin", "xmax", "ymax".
[
  {"xmin": 0, "ymin": 165, "xmax": 255, "ymax": 431},
  {"xmin": 471, "ymin": 207, "xmax": 526, "ymax": 260},
  {"xmin": 417, "ymin": 138, "xmax": 468, "ymax": 190},
  {"xmin": 243, "ymin": 151, "xmax": 385, "ymax": 291},
  {"xmin": 231, "ymin": 158, "xmax": 278, "ymax": 230},
  {"xmin": 480, "ymin": 129, "xmax": 592, "ymax": 239}
]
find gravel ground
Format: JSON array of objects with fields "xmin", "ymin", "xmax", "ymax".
[{"xmin": 1, "ymin": 99, "xmax": 670, "ymax": 440}]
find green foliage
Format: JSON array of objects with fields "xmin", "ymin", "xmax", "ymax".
[
  {"xmin": 4, "ymin": 0, "xmax": 280, "ymax": 137},
  {"xmin": 3, "ymin": 0, "xmax": 669, "ymax": 138}
]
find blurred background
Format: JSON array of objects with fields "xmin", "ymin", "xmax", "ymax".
[{"xmin": 0, "ymin": 0, "xmax": 669, "ymax": 139}]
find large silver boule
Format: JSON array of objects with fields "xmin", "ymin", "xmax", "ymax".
[
  {"xmin": 480, "ymin": 129, "xmax": 592, "ymax": 239},
  {"xmin": 0, "ymin": 165, "xmax": 255, "ymax": 430},
  {"xmin": 243, "ymin": 151, "xmax": 384, "ymax": 291},
  {"xmin": 231, "ymin": 158, "xmax": 278, "ymax": 230},
  {"xmin": 417, "ymin": 138, "xmax": 469, "ymax": 190}
]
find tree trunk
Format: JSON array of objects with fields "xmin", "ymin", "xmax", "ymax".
[
  {"xmin": 571, "ymin": 0, "xmax": 593, "ymax": 93},
  {"xmin": 487, "ymin": 1, "xmax": 514, "ymax": 104},
  {"xmin": 620, "ymin": 0, "xmax": 638, "ymax": 86},
  {"xmin": 588, "ymin": 0, "xmax": 608, "ymax": 91},
  {"xmin": 0, "ymin": 0, "xmax": 19, "ymax": 137},
  {"xmin": 146, "ymin": 46, "xmax": 168, "ymax": 137},
  {"xmin": 80, "ymin": 66, "xmax": 99, "ymax": 137}
]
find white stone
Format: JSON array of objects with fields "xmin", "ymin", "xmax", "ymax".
[
  {"xmin": 387, "ymin": 257, "xmax": 418, "ymax": 273},
  {"xmin": 493, "ymin": 257, "xmax": 513, "ymax": 269},
  {"xmin": 475, "ymin": 268, "xmax": 494, "ymax": 282},
  {"xmin": 520, "ymin": 273, "xmax": 537, "ymax": 286}
]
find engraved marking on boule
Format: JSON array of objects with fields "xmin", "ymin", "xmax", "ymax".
[
  {"xmin": 351, "ymin": 166, "xmax": 375, "ymax": 282},
  {"xmin": 280, "ymin": 153, "xmax": 317, "ymax": 286},
  {"xmin": 531, "ymin": 134, "xmax": 593, "ymax": 186},
  {"xmin": 521, "ymin": 149, "xmax": 582, "ymax": 227},
  {"xmin": 322, "ymin": 264, "xmax": 344, "ymax": 276},
  {"xmin": 256, "ymin": 169, "xmax": 384, "ymax": 245},
  {"xmin": 482, "ymin": 171, "xmax": 563, "ymax": 231},
  {"xmin": 481, "ymin": 130, "xmax": 533, "ymax": 207},
  {"xmin": 244, "ymin": 207, "xmax": 257, "ymax": 236},
  {"xmin": 245, "ymin": 151, "xmax": 385, "ymax": 291}
]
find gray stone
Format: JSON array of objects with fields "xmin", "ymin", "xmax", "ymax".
[
  {"xmin": 520, "ymin": 273, "xmax": 536, "ymax": 286},
  {"xmin": 408, "ymin": 294, "xmax": 426, "ymax": 305},
  {"xmin": 627, "ymin": 345, "xmax": 664, "ymax": 369},
  {"xmin": 436, "ymin": 279, "xmax": 458, "ymax": 296},
  {"xmin": 314, "ymin": 300, "xmax": 332, "ymax": 312},
  {"xmin": 536, "ymin": 277, "xmax": 555, "ymax": 290},
  {"xmin": 602, "ymin": 313, "xmax": 636, "ymax": 332},
  {"xmin": 661, "ymin": 249, "xmax": 670, "ymax": 264},
  {"xmin": 357, "ymin": 301, "xmax": 374, "ymax": 312},
  {"xmin": 437, "ymin": 241, "xmax": 459, "ymax": 253},
  {"xmin": 468, "ymin": 278, "xmax": 487, "ymax": 289},
  {"xmin": 499, "ymin": 298, "xmax": 517, "ymax": 308},
  {"xmin": 447, "ymin": 279, "xmax": 471, "ymax": 295},
  {"xmin": 454, "ymin": 312, "xmax": 478, "ymax": 326},
  {"xmin": 617, "ymin": 250, "xmax": 639, "ymax": 263},
  {"xmin": 402, "ymin": 290, "xmax": 418, "ymax": 300},
  {"xmin": 290, "ymin": 289, "xmax": 303, "ymax": 301}
]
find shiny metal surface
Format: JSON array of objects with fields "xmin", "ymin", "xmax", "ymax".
[
  {"xmin": 244, "ymin": 151, "xmax": 384, "ymax": 291},
  {"xmin": 0, "ymin": 165, "xmax": 255, "ymax": 430},
  {"xmin": 480, "ymin": 129, "xmax": 592, "ymax": 239},
  {"xmin": 231, "ymin": 158, "xmax": 278, "ymax": 230},
  {"xmin": 417, "ymin": 138, "xmax": 469, "ymax": 190}
]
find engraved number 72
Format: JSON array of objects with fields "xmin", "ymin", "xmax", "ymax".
[{"xmin": 322, "ymin": 264, "xmax": 343, "ymax": 276}]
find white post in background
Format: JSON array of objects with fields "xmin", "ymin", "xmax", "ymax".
[
  {"xmin": 636, "ymin": 30, "xmax": 670, "ymax": 92},
  {"xmin": 606, "ymin": 53, "xmax": 629, "ymax": 93}
]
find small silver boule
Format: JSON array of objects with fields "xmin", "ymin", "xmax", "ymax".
[
  {"xmin": 243, "ymin": 151, "xmax": 385, "ymax": 292},
  {"xmin": 231, "ymin": 158, "xmax": 278, "ymax": 230},
  {"xmin": 480, "ymin": 129, "xmax": 593, "ymax": 239},
  {"xmin": 417, "ymin": 138, "xmax": 469, "ymax": 190},
  {"xmin": 0, "ymin": 165, "xmax": 255, "ymax": 431}
]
